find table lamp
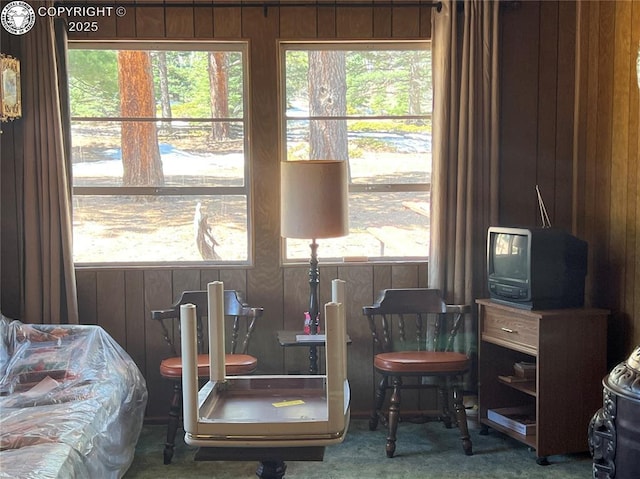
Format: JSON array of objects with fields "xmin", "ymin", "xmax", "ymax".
[{"xmin": 281, "ymin": 160, "xmax": 349, "ymax": 333}]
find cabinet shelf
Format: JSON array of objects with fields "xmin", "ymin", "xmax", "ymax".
[
  {"xmin": 481, "ymin": 418, "xmax": 537, "ymax": 449},
  {"xmin": 497, "ymin": 376, "xmax": 536, "ymax": 397}
]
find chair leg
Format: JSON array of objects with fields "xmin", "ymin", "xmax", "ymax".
[
  {"xmin": 164, "ymin": 382, "xmax": 182, "ymax": 465},
  {"xmin": 370, "ymin": 375, "xmax": 388, "ymax": 431},
  {"xmin": 386, "ymin": 376, "xmax": 402, "ymax": 458},
  {"xmin": 452, "ymin": 385, "xmax": 473, "ymax": 456},
  {"xmin": 439, "ymin": 382, "xmax": 453, "ymax": 429}
]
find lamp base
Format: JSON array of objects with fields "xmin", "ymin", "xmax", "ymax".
[{"xmin": 308, "ymin": 239, "xmax": 320, "ymax": 333}]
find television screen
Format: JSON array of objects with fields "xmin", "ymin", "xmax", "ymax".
[{"xmin": 491, "ymin": 233, "xmax": 528, "ymax": 281}]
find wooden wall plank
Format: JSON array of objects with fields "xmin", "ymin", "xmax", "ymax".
[
  {"xmin": 373, "ymin": 5, "xmax": 392, "ymax": 38},
  {"xmin": 554, "ymin": 0, "xmax": 576, "ymax": 230},
  {"xmin": 96, "ymin": 270, "xmax": 126, "ymax": 346},
  {"xmin": 135, "ymin": 6, "xmax": 165, "ymax": 38},
  {"xmin": 200, "ymin": 268, "xmax": 220, "ymax": 288},
  {"xmin": 77, "ymin": 270, "xmax": 97, "ymax": 324},
  {"xmin": 391, "ymin": 263, "xmax": 420, "ymax": 288},
  {"xmin": 593, "ymin": 3, "xmax": 615, "ymax": 308},
  {"xmin": 339, "ymin": 265, "xmax": 374, "ymax": 415},
  {"xmin": 125, "ymin": 270, "xmax": 146, "ymax": 376},
  {"xmin": 280, "ymin": 6, "xmax": 317, "ymax": 38},
  {"xmin": 418, "ymin": 262, "xmax": 428, "ymax": 287},
  {"xmin": 143, "ymin": 269, "xmax": 173, "ymax": 419},
  {"xmin": 115, "ymin": 2, "xmax": 136, "ymax": 37},
  {"xmin": 219, "ymin": 268, "xmax": 247, "ymax": 293},
  {"xmin": 536, "ymin": 1, "xmax": 559, "ymax": 227},
  {"xmin": 165, "ymin": 6, "xmax": 195, "ymax": 38},
  {"xmin": 499, "ymin": 1, "xmax": 541, "ymax": 226},
  {"xmin": 336, "ymin": 6, "xmax": 373, "ymax": 38},
  {"xmin": 373, "ymin": 264, "xmax": 392, "ymax": 297},
  {"xmin": 610, "ymin": 0, "xmax": 631, "ymax": 336},
  {"xmin": 583, "ymin": 2, "xmax": 601, "ymax": 305},
  {"xmin": 214, "ymin": 7, "xmax": 242, "ymax": 38},
  {"xmin": 392, "ymin": 5, "xmax": 420, "ymax": 38},
  {"xmin": 282, "ymin": 267, "xmax": 310, "ymax": 373},
  {"xmin": 317, "ymin": 5, "xmax": 337, "ymax": 38},
  {"xmin": 628, "ymin": 0, "xmax": 640, "ymax": 343},
  {"xmin": 194, "ymin": 5, "xmax": 214, "ymax": 38},
  {"xmin": 172, "ymin": 269, "xmax": 201, "ymax": 297},
  {"xmin": 573, "ymin": 0, "xmax": 589, "ymax": 236}
]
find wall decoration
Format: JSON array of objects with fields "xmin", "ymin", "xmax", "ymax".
[{"xmin": 0, "ymin": 54, "xmax": 21, "ymax": 122}]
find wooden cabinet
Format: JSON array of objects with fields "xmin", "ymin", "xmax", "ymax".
[{"xmin": 477, "ymin": 299, "xmax": 608, "ymax": 463}]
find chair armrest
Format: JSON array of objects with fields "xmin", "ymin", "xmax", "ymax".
[
  {"xmin": 445, "ymin": 304, "xmax": 471, "ymax": 315},
  {"xmin": 249, "ymin": 307, "xmax": 264, "ymax": 319},
  {"xmin": 151, "ymin": 309, "xmax": 178, "ymax": 321}
]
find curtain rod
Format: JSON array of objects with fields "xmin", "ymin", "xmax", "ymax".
[{"xmin": 56, "ymin": 1, "xmax": 442, "ymax": 14}]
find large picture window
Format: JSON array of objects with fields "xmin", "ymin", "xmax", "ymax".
[
  {"xmin": 68, "ymin": 42, "xmax": 250, "ymax": 265},
  {"xmin": 280, "ymin": 41, "xmax": 432, "ymax": 262}
]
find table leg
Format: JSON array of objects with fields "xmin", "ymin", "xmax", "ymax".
[
  {"xmin": 256, "ymin": 460, "xmax": 287, "ymax": 479},
  {"xmin": 309, "ymin": 345, "xmax": 318, "ymax": 374}
]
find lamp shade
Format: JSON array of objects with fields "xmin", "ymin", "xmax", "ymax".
[{"xmin": 281, "ymin": 160, "xmax": 349, "ymax": 239}]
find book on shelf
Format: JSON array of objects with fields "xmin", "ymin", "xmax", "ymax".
[
  {"xmin": 487, "ymin": 406, "xmax": 536, "ymax": 436},
  {"xmin": 498, "ymin": 375, "xmax": 533, "ymax": 383},
  {"xmin": 513, "ymin": 361, "xmax": 536, "ymax": 379}
]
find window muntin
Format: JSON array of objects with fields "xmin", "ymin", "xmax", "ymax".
[
  {"xmin": 68, "ymin": 43, "xmax": 250, "ymax": 265},
  {"xmin": 281, "ymin": 42, "xmax": 432, "ymax": 262}
]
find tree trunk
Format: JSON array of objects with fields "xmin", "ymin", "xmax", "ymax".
[
  {"xmin": 308, "ymin": 51, "xmax": 348, "ymax": 161},
  {"xmin": 208, "ymin": 52, "xmax": 229, "ymax": 141},
  {"xmin": 117, "ymin": 50, "xmax": 164, "ymax": 186}
]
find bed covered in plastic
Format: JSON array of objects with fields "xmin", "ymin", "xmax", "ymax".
[{"xmin": 0, "ymin": 317, "xmax": 148, "ymax": 478}]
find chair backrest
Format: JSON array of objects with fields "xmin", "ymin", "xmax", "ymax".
[
  {"xmin": 151, "ymin": 290, "xmax": 264, "ymax": 357},
  {"xmin": 362, "ymin": 288, "xmax": 468, "ymax": 354}
]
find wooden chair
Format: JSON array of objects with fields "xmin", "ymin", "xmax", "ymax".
[
  {"xmin": 151, "ymin": 290, "xmax": 264, "ymax": 464},
  {"xmin": 363, "ymin": 288, "xmax": 473, "ymax": 458}
]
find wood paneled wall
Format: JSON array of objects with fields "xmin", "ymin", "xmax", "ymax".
[
  {"xmin": 69, "ymin": 0, "xmax": 432, "ymax": 420},
  {"xmin": 2, "ymin": 0, "xmax": 638, "ymax": 419},
  {"xmin": 500, "ymin": 0, "xmax": 640, "ymax": 363},
  {"xmin": 573, "ymin": 0, "xmax": 640, "ymax": 362},
  {"xmin": 499, "ymin": 0, "xmax": 577, "ymax": 230}
]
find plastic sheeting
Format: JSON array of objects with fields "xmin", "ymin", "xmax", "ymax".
[{"xmin": 0, "ymin": 317, "xmax": 148, "ymax": 479}]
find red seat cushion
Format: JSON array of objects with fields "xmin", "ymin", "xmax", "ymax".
[
  {"xmin": 160, "ymin": 353, "xmax": 257, "ymax": 378},
  {"xmin": 374, "ymin": 351, "xmax": 469, "ymax": 374}
]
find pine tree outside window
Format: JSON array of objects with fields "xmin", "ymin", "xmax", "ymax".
[
  {"xmin": 68, "ymin": 42, "xmax": 250, "ymax": 265},
  {"xmin": 280, "ymin": 41, "xmax": 432, "ymax": 262}
]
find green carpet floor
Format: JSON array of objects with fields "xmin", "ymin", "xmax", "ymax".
[{"xmin": 123, "ymin": 418, "xmax": 593, "ymax": 479}]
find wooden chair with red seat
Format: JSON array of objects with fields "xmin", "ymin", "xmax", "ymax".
[
  {"xmin": 363, "ymin": 288, "xmax": 473, "ymax": 458},
  {"xmin": 151, "ymin": 289, "xmax": 264, "ymax": 464}
]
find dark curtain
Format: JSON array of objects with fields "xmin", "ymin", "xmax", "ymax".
[
  {"xmin": 20, "ymin": 14, "xmax": 78, "ymax": 324},
  {"xmin": 430, "ymin": 0, "xmax": 500, "ymax": 389}
]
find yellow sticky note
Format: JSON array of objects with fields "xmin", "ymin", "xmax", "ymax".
[{"xmin": 272, "ymin": 399, "xmax": 305, "ymax": 408}]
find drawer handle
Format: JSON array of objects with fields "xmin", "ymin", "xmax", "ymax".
[{"xmin": 500, "ymin": 327, "xmax": 515, "ymax": 333}]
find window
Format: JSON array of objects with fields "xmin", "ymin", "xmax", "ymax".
[
  {"xmin": 68, "ymin": 42, "xmax": 250, "ymax": 265},
  {"xmin": 280, "ymin": 42, "xmax": 432, "ymax": 262}
]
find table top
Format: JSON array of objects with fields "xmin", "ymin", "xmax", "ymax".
[{"xmin": 277, "ymin": 330, "xmax": 352, "ymax": 347}]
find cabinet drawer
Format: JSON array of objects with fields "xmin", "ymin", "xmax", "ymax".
[{"xmin": 481, "ymin": 308, "xmax": 538, "ymax": 354}]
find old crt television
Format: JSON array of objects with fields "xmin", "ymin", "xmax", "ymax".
[{"xmin": 487, "ymin": 226, "xmax": 588, "ymax": 310}]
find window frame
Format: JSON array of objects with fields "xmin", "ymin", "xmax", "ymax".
[
  {"xmin": 278, "ymin": 40, "xmax": 432, "ymax": 264},
  {"xmin": 68, "ymin": 41, "xmax": 253, "ymax": 267}
]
